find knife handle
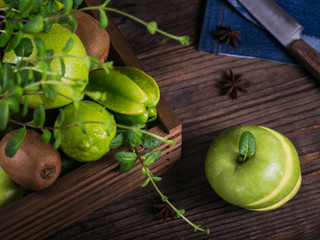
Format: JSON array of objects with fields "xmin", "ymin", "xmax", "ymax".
[{"xmin": 288, "ymin": 39, "xmax": 320, "ymax": 82}]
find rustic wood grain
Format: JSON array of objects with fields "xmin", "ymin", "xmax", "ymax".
[{"xmin": 32, "ymin": 0, "xmax": 320, "ymax": 239}]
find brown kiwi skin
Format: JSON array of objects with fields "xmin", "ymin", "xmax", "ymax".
[{"xmin": 0, "ymin": 129, "xmax": 61, "ymax": 190}]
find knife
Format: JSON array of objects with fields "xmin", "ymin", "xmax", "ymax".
[{"xmin": 238, "ymin": 0, "xmax": 320, "ymax": 82}]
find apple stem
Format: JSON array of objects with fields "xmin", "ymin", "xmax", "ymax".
[{"xmin": 238, "ymin": 155, "xmax": 247, "ymax": 163}]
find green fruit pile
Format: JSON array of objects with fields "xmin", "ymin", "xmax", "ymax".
[{"xmin": 0, "ymin": 13, "xmax": 161, "ymax": 209}]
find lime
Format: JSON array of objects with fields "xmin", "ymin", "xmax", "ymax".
[
  {"xmin": 0, "ymin": 166, "xmax": 27, "ymax": 209},
  {"xmin": 54, "ymin": 100, "xmax": 116, "ymax": 162},
  {"xmin": 3, "ymin": 24, "xmax": 88, "ymax": 109}
]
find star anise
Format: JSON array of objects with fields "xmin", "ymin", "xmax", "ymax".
[
  {"xmin": 153, "ymin": 200, "xmax": 176, "ymax": 221},
  {"xmin": 212, "ymin": 26, "xmax": 241, "ymax": 47},
  {"xmin": 219, "ymin": 70, "xmax": 248, "ymax": 99}
]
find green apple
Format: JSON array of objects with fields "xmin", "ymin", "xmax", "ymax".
[
  {"xmin": 205, "ymin": 125, "xmax": 301, "ymax": 211},
  {"xmin": 0, "ymin": 166, "xmax": 26, "ymax": 209},
  {"xmin": 3, "ymin": 23, "xmax": 88, "ymax": 109}
]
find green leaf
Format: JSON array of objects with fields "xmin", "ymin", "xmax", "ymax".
[
  {"xmin": 58, "ymin": 15, "xmax": 77, "ymax": 33},
  {"xmin": 140, "ymin": 178, "xmax": 150, "ymax": 187},
  {"xmin": 41, "ymin": 130, "xmax": 52, "ymax": 144},
  {"xmin": 0, "ymin": 100, "xmax": 9, "ymax": 131},
  {"xmin": 152, "ymin": 176, "xmax": 162, "ymax": 181},
  {"xmin": 141, "ymin": 131, "xmax": 161, "ymax": 150},
  {"xmin": 141, "ymin": 167, "xmax": 153, "ymax": 178},
  {"xmin": 5, "ymin": 30, "xmax": 23, "ymax": 52},
  {"xmin": 6, "ymin": 95, "xmax": 21, "ymax": 114},
  {"xmin": 21, "ymin": 99, "xmax": 28, "ymax": 116},
  {"xmin": 0, "ymin": 32, "xmax": 12, "ymax": 47},
  {"xmin": 22, "ymin": 15, "xmax": 44, "ymax": 34},
  {"xmin": 74, "ymin": 0, "xmax": 83, "ymax": 8},
  {"xmin": 98, "ymin": 9, "xmax": 108, "ymax": 29},
  {"xmin": 118, "ymin": 161, "xmax": 136, "ymax": 174},
  {"xmin": 105, "ymin": 114, "xmax": 115, "ymax": 137},
  {"xmin": 161, "ymin": 195, "xmax": 168, "ymax": 202},
  {"xmin": 33, "ymin": 0, "xmax": 44, "ymax": 12},
  {"xmin": 45, "ymin": 49, "xmax": 54, "ymax": 64},
  {"xmin": 77, "ymin": 113, "xmax": 86, "ymax": 134},
  {"xmin": 88, "ymin": 56, "xmax": 100, "ymax": 68},
  {"xmin": 147, "ymin": 21, "xmax": 157, "ymax": 34},
  {"xmin": 18, "ymin": 0, "xmax": 35, "ymax": 18},
  {"xmin": 114, "ymin": 151, "xmax": 137, "ymax": 163},
  {"xmin": 57, "ymin": 108, "xmax": 65, "ymax": 126},
  {"xmin": 59, "ymin": 57, "xmax": 66, "ymax": 76},
  {"xmin": 128, "ymin": 128, "xmax": 142, "ymax": 147},
  {"xmin": 42, "ymin": 83, "xmax": 56, "ymax": 101},
  {"xmin": 3, "ymin": 63, "xmax": 14, "ymax": 91},
  {"xmin": 14, "ymin": 37, "xmax": 34, "ymax": 57},
  {"xmin": 62, "ymin": 37, "xmax": 74, "ymax": 54},
  {"xmin": 239, "ymin": 131, "xmax": 256, "ymax": 160},
  {"xmin": 63, "ymin": 0, "xmax": 73, "ymax": 14},
  {"xmin": 5, "ymin": 127, "xmax": 27, "ymax": 158},
  {"xmin": 33, "ymin": 37, "xmax": 46, "ymax": 58},
  {"xmin": 53, "ymin": 128, "xmax": 61, "ymax": 149},
  {"xmin": 32, "ymin": 103, "xmax": 46, "ymax": 127},
  {"xmin": 143, "ymin": 150, "xmax": 161, "ymax": 166},
  {"xmin": 110, "ymin": 131, "xmax": 125, "ymax": 149},
  {"xmin": 179, "ymin": 36, "xmax": 190, "ymax": 45},
  {"xmin": 176, "ymin": 209, "xmax": 185, "ymax": 218},
  {"xmin": 43, "ymin": 0, "xmax": 58, "ymax": 13}
]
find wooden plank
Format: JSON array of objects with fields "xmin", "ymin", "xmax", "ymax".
[{"xmin": 0, "ymin": 3, "xmax": 182, "ymax": 239}]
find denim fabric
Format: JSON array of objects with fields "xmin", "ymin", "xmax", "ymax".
[{"xmin": 199, "ymin": 0, "xmax": 320, "ymax": 64}]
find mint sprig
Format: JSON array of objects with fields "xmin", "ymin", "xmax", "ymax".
[
  {"xmin": 239, "ymin": 131, "xmax": 256, "ymax": 162},
  {"xmin": 112, "ymin": 125, "xmax": 210, "ymax": 235}
]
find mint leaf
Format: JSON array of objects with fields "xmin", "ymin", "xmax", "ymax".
[
  {"xmin": 5, "ymin": 127, "xmax": 27, "ymax": 158},
  {"xmin": 239, "ymin": 131, "xmax": 256, "ymax": 160},
  {"xmin": 141, "ymin": 130, "xmax": 161, "ymax": 150},
  {"xmin": 53, "ymin": 128, "xmax": 61, "ymax": 149},
  {"xmin": 14, "ymin": 37, "xmax": 33, "ymax": 57},
  {"xmin": 128, "ymin": 128, "xmax": 142, "ymax": 147},
  {"xmin": 5, "ymin": 30, "xmax": 23, "ymax": 52},
  {"xmin": 147, "ymin": 21, "xmax": 157, "ymax": 34},
  {"xmin": 63, "ymin": 0, "xmax": 73, "ymax": 14},
  {"xmin": 41, "ymin": 130, "xmax": 52, "ymax": 144},
  {"xmin": 0, "ymin": 100, "xmax": 9, "ymax": 131},
  {"xmin": 56, "ymin": 108, "xmax": 65, "ymax": 127},
  {"xmin": 110, "ymin": 131, "xmax": 125, "ymax": 149},
  {"xmin": 62, "ymin": 37, "xmax": 74, "ymax": 54},
  {"xmin": 119, "ymin": 161, "xmax": 136, "ymax": 174},
  {"xmin": 34, "ymin": 37, "xmax": 46, "ymax": 58},
  {"xmin": 32, "ymin": 103, "xmax": 46, "ymax": 127},
  {"xmin": 77, "ymin": 113, "xmax": 86, "ymax": 134},
  {"xmin": 140, "ymin": 178, "xmax": 150, "ymax": 187},
  {"xmin": 114, "ymin": 151, "xmax": 137, "ymax": 163},
  {"xmin": 22, "ymin": 15, "xmax": 44, "ymax": 34},
  {"xmin": 98, "ymin": 9, "xmax": 108, "ymax": 29},
  {"xmin": 143, "ymin": 150, "xmax": 161, "ymax": 166},
  {"xmin": 60, "ymin": 57, "xmax": 66, "ymax": 76}
]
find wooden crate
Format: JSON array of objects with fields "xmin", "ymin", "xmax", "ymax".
[{"xmin": 0, "ymin": 3, "xmax": 182, "ymax": 240}]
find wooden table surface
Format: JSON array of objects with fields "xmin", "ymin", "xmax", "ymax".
[{"xmin": 47, "ymin": 1, "xmax": 320, "ymax": 239}]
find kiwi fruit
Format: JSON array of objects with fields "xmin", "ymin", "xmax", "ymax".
[
  {"xmin": 74, "ymin": 11, "xmax": 110, "ymax": 63},
  {"xmin": 0, "ymin": 129, "xmax": 61, "ymax": 190}
]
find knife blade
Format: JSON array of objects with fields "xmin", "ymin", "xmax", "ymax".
[{"xmin": 238, "ymin": 0, "xmax": 320, "ymax": 82}]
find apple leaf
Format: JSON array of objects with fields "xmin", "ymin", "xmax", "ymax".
[{"xmin": 239, "ymin": 131, "xmax": 256, "ymax": 160}]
